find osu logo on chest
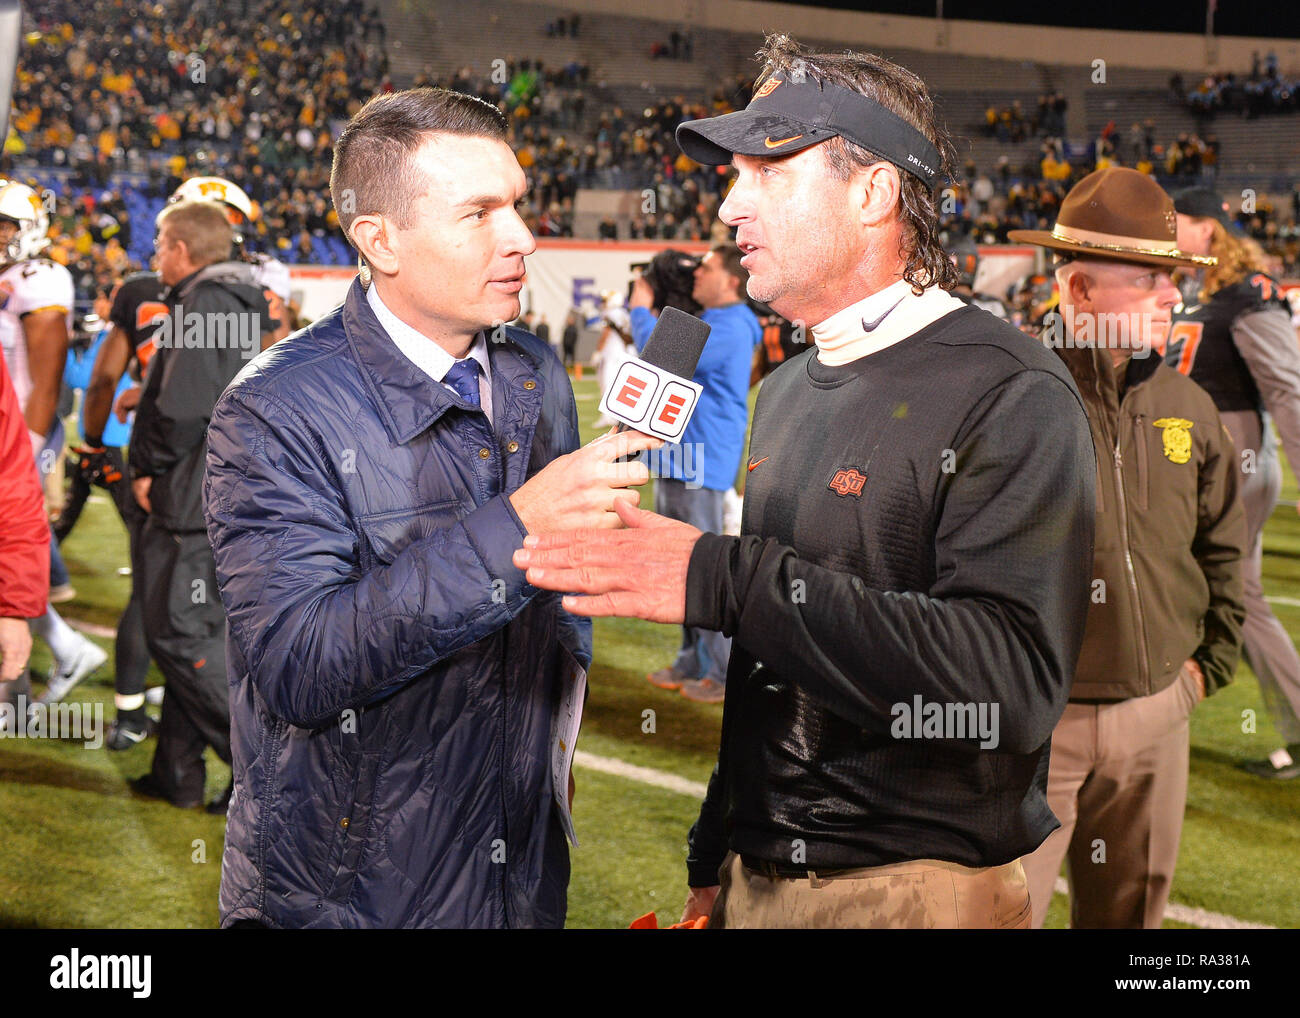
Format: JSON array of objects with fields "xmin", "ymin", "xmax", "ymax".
[{"xmin": 828, "ymin": 467, "xmax": 867, "ymax": 497}]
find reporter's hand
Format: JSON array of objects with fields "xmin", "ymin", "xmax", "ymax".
[
  {"xmin": 0, "ymin": 617, "xmax": 33, "ymax": 683},
  {"xmin": 114, "ymin": 385, "xmax": 141, "ymax": 423},
  {"xmin": 132, "ymin": 476, "xmax": 152, "ymax": 513},
  {"xmin": 681, "ymin": 885, "xmax": 719, "ymax": 925},
  {"xmin": 1184, "ymin": 658, "xmax": 1206, "ymax": 701},
  {"xmin": 510, "ymin": 429, "xmax": 662, "ymax": 535}
]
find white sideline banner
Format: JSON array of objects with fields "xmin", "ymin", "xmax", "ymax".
[{"xmin": 287, "ymin": 243, "xmax": 1044, "ymax": 341}]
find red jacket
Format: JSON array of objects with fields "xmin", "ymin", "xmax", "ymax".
[{"xmin": 0, "ymin": 354, "xmax": 49, "ymax": 618}]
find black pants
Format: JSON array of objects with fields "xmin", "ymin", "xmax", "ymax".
[
  {"xmin": 114, "ymin": 490, "xmax": 151, "ymax": 698},
  {"xmin": 139, "ymin": 520, "xmax": 232, "ymax": 802},
  {"xmin": 52, "ymin": 447, "xmax": 151, "ymax": 697}
]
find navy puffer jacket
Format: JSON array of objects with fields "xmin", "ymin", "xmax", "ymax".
[{"xmin": 203, "ymin": 278, "xmax": 591, "ymax": 928}]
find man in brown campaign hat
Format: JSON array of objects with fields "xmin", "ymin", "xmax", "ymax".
[{"xmin": 1012, "ymin": 167, "xmax": 1247, "ymax": 928}]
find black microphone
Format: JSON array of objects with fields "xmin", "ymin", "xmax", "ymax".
[
  {"xmin": 607, "ymin": 306, "xmax": 712, "ymax": 441},
  {"xmin": 636, "ymin": 306, "xmax": 711, "ymax": 381}
]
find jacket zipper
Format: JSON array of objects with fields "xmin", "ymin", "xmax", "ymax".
[
  {"xmin": 496, "ymin": 415, "xmax": 511, "ymax": 928},
  {"xmin": 1112, "ymin": 421, "xmax": 1152, "ymax": 696},
  {"xmin": 1095, "ymin": 369, "xmax": 1152, "ymax": 695},
  {"xmin": 1132, "ymin": 413, "xmax": 1149, "ymax": 510},
  {"xmin": 326, "ymin": 706, "xmax": 366, "ymax": 904},
  {"xmin": 499, "ymin": 599, "xmax": 511, "ymax": 928}
]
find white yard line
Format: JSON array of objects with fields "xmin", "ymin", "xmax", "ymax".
[
  {"xmin": 573, "ymin": 750, "xmax": 1274, "ymax": 929},
  {"xmin": 1052, "ymin": 878, "xmax": 1274, "ymax": 930},
  {"xmin": 55, "ymin": 608, "xmax": 1283, "ymax": 930},
  {"xmin": 574, "ymin": 749, "xmax": 708, "ymax": 799},
  {"xmin": 64, "ymin": 618, "xmax": 117, "ymax": 640}
]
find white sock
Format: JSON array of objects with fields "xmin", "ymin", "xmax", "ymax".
[
  {"xmin": 116, "ymin": 693, "xmax": 145, "ymax": 711},
  {"xmin": 29, "ymin": 604, "xmax": 84, "ymax": 664}
]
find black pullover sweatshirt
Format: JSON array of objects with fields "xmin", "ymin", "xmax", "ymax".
[{"xmin": 684, "ymin": 304, "xmax": 1097, "ymax": 883}]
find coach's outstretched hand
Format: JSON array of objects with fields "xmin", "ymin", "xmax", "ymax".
[
  {"xmin": 682, "ymin": 885, "xmax": 719, "ymax": 926},
  {"xmin": 513, "ymin": 498, "xmax": 701, "ymax": 622},
  {"xmin": 509, "ymin": 429, "xmax": 663, "ymax": 535}
]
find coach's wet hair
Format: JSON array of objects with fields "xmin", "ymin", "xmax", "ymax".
[{"xmin": 754, "ymin": 34, "xmax": 959, "ymax": 295}]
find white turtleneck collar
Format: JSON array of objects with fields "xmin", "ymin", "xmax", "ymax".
[{"xmin": 811, "ymin": 279, "xmax": 965, "ymax": 366}]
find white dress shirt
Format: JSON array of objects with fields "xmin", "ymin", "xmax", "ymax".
[{"xmin": 367, "ymin": 283, "xmax": 494, "ymax": 424}]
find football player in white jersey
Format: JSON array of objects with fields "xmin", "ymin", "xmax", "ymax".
[
  {"xmin": 0, "ymin": 180, "xmax": 107, "ymax": 725},
  {"xmin": 168, "ymin": 176, "xmax": 292, "ymax": 346}
]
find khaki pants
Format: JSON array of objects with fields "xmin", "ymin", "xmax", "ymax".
[
  {"xmin": 711, "ymin": 852, "xmax": 1032, "ymax": 929},
  {"xmin": 1022, "ymin": 665, "xmax": 1199, "ymax": 928}
]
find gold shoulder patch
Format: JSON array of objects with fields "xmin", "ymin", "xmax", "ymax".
[{"xmin": 1152, "ymin": 417, "xmax": 1194, "ymax": 464}]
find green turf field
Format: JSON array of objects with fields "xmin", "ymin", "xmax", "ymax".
[{"xmin": 1, "ymin": 374, "xmax": 1296, "ymax": 929}]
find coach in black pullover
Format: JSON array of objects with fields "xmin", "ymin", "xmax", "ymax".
[
  {"xmin": 514, "ymin": 37, "xmax": 1097, "ymax": 927},
  {"xmin": 683, "ymin": 298, "xmax": 1094, "ymax": 881}
]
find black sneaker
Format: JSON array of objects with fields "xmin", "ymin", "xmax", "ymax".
[
  {"xmin": 129, "ymin": 774, "xmax": 203, "ymax": 809},
  {"xmin": 1242, "ymin": 744, "xmax": 1300, "ymax": 781},
  {"xmin": 105, "ymin": 713, "xmax": 158, "ymax": 751},
  {"xmin": 207, "ymin": 781, "xmax": 234, "ymax": 816}
]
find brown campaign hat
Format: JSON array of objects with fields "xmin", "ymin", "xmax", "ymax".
[{"xmin": 1009, "ymin": 167, "xmax": 1215, "ymax": 268}]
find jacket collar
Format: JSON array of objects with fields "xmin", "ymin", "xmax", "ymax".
[
  {"xmin": 342, "ymin": 277, "xmax": 545, "ymax": 446},
  {"xmin": 167, "ymin": 260, "xmax": 259, "ymax": 303},
  {"xmin": 1051, "ymin": 326, "xmax": 1163, "ymax": 438}
]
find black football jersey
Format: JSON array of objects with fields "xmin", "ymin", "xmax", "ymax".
[
  {"xmin": 1163, "ymin": 272, "xmax": 1291, "ymax": 413},
  {"xmin": 757, "ymin": 314, "xmax": 808, "ymax": 374},
  {"xmin": 108, "ymin": 271, "xmax": 168, "ymax": 373}
]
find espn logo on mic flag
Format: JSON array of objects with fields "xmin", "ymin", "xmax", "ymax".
[{"xmin": 599, "ymin": 357, "xmax": 702, "ymax": 442}]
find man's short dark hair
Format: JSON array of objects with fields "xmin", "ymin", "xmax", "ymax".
[
  {"xmin": 711, "ymin": 243, "xmax": 748, "ymax": 296},
  {"xmin": 330, "ymin": 87, "xmax": 509, "ymax": 247},
  {"xmin": 754, "ymin": 34, "xmax": 959, "ymax": 293}
]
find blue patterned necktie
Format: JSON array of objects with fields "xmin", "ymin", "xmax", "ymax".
[{"xmin": 445, "ymin": 358, "xmax": 481, "ymax": 408}]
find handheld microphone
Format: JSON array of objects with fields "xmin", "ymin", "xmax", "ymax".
[{"xmin": 602, "ymin": 306, "xmax": 711, "ymax": 442}]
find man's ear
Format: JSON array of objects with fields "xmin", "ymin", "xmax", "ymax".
[
  {"xmin": 1061, "ymin": 264, "xmax": 1094, "ymax": 312},
  {"xmin": 856, "ymin": 161, "xmax": 902, "ymax": 230},
  {"xmin": 350, "ymin": 214, "xmax": 398, "ymax": 276}
]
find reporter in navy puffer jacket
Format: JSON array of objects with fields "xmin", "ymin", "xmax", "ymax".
[{"xmin": 203, "ymin": 88, "xmax": 661, "ymax": 928}]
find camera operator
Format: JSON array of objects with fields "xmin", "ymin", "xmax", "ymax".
[{"xmin": 632, "ymin": 245, "xmax": 761, "ymax": 703}]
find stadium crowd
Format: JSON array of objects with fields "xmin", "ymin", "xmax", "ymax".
[
  {"xmin": 7, "ymin": 0, "xmax": 1298, "ymax": 286},
  {"xmin": 9, "ymin": 0, "xmax": 390, "ymax": 288},
  {"xmin": 982, "ymin": 93, "xmax": 1069, "ymax": 140},
  {"xmin": 1177, "ymin": 51, "xmax": 1300, "ymax": 118}
]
